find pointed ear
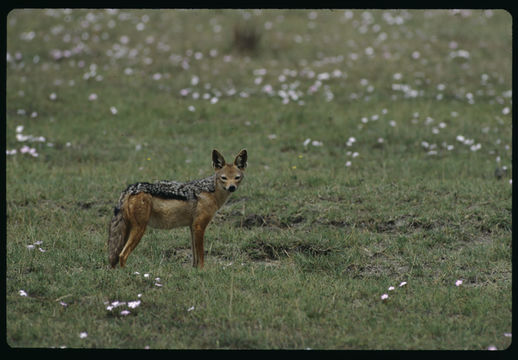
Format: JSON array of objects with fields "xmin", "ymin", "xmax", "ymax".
[
  {"xmin": 212, "ymin": 149, "xmax": 226, "ymax": 169},
  {"xmin": 234, "ymin": 149, "xmax": 247, "ymax": 170}
]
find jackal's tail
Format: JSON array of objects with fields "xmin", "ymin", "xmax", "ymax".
[{"xmin": 108, "ymin": 204, "xmax": 128, "ymax": 268}]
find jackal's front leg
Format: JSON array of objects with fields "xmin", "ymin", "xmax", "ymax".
[{"xmin": 190, "ymin": 216, "xmax": 212, "ymax": 268}]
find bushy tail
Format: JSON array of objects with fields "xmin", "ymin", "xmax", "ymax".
[{"xmin": 108, "ymin": 205, "xmax": 128, "ymax": 268}]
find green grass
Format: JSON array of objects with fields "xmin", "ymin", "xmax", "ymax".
[{"xmin": 5, "ymin": 9, "xmax": 512, "ymax": 349}]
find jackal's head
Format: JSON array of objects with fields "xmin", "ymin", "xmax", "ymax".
[{"xmin": 212, "ymin": 149, "xmax": 247, "ymax": 193}]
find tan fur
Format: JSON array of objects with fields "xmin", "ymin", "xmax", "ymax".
[{"xmin": 108, "ymin": 149, "xmax": 247, "ymax": 269}]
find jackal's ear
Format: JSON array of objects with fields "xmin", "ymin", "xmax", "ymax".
[
  {"xmin": 234, "ymin": 149, "xmax": 247, "ymax": 170},
  {"xmin": 212, "ymin": 149, "xmax": 226, "ymax": 169}
]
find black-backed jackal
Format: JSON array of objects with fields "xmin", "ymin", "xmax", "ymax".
[{"xmin": 108, "ymin": 149, "xmax": 247, "ymax": 268}]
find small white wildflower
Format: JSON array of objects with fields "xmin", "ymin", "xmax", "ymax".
[
  {"xmin": 504, "ymin": 332, "xmax": 512, "ymax": 337},
  {"xmin": 38, "ymin": 247, "xmax": 47, "ymax": 252},
  {"xmin": 59, "ymin": 301, "xmax": 68, "ymax": 307},
  {"xmin": 110, "ymin": 106, "xmax": 118, "ymax": 115},
  {"xmin": 312, "ymin": 140, "xmax": 323, "ymax": 147},
  {"xmin": 26, "ymin": 244, "xmax": 35, "ymax": 250},
  {"xmin": 487, "ymin": 345, "xmax": 497, "ymax": 351},
  {"xmin": 345, "ymin": 161, "xmax": 352, "ymax": 167},
  {"xmin": 455, "ymin": 279, "xmax": 463, "ymax": 286},
  {"xmin": 188, "ymin": 105, "xmax": 195, "ymax": 112},
  {"xmin": 16, "ymin": 125, "xmax": 24, "ymax": 133},
  {"xmin": 187, "ymin": 306, "xmax": 195, "ymax": 312},
  {"xmin": 303, "ymin": 138, "xmax": 311, "ymax": 147},
  {"xmin": 111, "ymin": 301, "xmax": 125, "ymax": 307},
  {"xmin": 470, "ymin": 143, "xmax": 481, "ymax": 152},
  {"xmin": 88, "ymin": 93, "xmax": 98, "ymax": 101},
  {"xmin": 79, "ymin": 332, "xmax": 88, "ymax": 339},
  {"xmin": 16, "ymin": 133, "xmax": 29, "ymax": 142},
  {"xmin": 388, "ymin": 286, "xmax": 395, "ymax": 291},
  {"xmin": 49, "ymin": 92, "xmax": 57, "ymax": 100},
  {"xmin": 399, "ymin": 281, "xmax": 407, "ymax": 287},
  {"xmin": 381, "ymin": 294, "xmax": 389, "ymax": 300},
  {"xmin": 19, "ymin": 290, "xmax": 28, "ymax": 297},
  {"xmin": 120, "ymin": 310, "xmax": 130, "ymax": 316}
]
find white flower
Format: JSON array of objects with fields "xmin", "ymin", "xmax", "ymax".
[
  {"xmin": 381, "ymin": 294, "xmax": 389, "ymax": 300},
  {"xmin": 16, "ymin": 133, "xmax": 29, "ymax": 142},
  {"xmin": 88, "ymin": 93, "xmax": 98, "ymax": 101},
  {"xmin": 303, "ymin": 138, "xmax": 311, "ymax": 147},
  {"xmin": 120, "ymin": 310, "xmax": 130, "ymax": 316},
  {"xmin": 388, "ymin": 286, "xmax": 395, "ymax": 291},
  {"xmin": 487, "ymin": 345, "xmax": 497, "ymax": 351},
  {"xmin": 79, "ymin": 332, "xmax": 88, "ymax": 339},
  {"xmin": 19, "ymin": 290, "xmax": 28, "ymax": 297},
  {"xmin": 110, "ymin": 106, "xmax": 118, "ymax": 115},
  {"xmin": 399, "ymin": 281, "xmax": 407, "ymax": 287},
  {"xmin": 16, "ymin": 125, "xmax": 24, "ymax": 133},
  {"xmin": 455, "ymin": 279, "xmax": 463, "ymax": 286},
  {"xmin": 187, "ymin": 306, "xmax": 195, "ymax": 312},
  {"xmin": 128, "ymin": 300, "xmax": 141, "ymax": 309}
]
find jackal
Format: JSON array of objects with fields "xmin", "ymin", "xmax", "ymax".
[{"xmin": 108, "ymin": 149, "xmax": 247, "ymax": 268}]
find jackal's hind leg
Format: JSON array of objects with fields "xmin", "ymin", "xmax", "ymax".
[{"xmin": 119, "ymin": 193, "xmax": 152, "ymax": 267}]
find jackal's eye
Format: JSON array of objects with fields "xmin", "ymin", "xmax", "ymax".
[
  {"xmin": 235, "ymin": 175, "xmax": 241, "ymax": 180},
  {"xmin": 220, "ymin": 175, "xmax": 227, "ymax": 181}
]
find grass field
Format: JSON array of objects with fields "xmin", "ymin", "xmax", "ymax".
[{"xmin": 5, "ymin": 9, "xmax": 512, "ymax": 349}]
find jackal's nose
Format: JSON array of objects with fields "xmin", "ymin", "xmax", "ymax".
[{"xmin": 228, "ymin": 185, "xmax": 236, "ymax": 192}]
